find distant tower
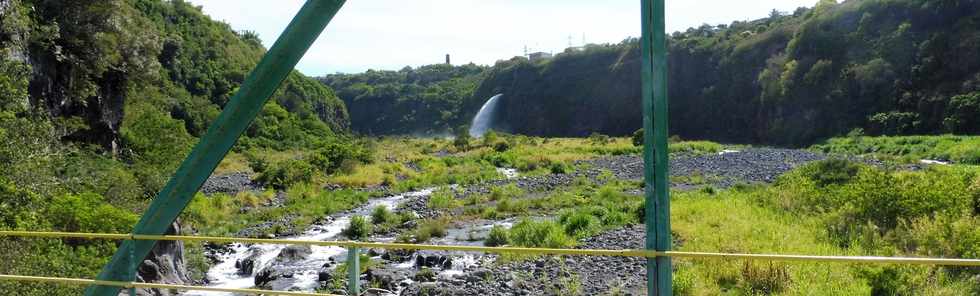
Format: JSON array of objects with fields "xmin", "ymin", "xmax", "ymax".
[
  {"xmin": 523, "ymin": 45, "xmax": 529, "ymax": 57},
  {"xmin": 445, "ymin": 54, "xmax": 450, "ymax": 65},
  {"xmin": 568, "ymin": 35, "xmax": 573, "ymax": 48}
]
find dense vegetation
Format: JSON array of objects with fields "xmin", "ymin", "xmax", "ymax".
[
  {"xmin": 326, "ymin": 0, "xmax": 979, "ymax": 146},
  {"xmin": 320, "ymin": 63, "xmax": 487, "ymax": 135},
  {"xmin": 813, "ymin": 134, "xmax": 980, "ymax": 164},
  {"xmin": 485, "ymin": 0, "xmax": 980, "ymax": 145},
  {"xmin": 411, "ymin": 152, "xmax": 980, "ymax": 294},
  {"xmin": 0, "ymin": 0, "xmax": 351, "ymax": 294}
]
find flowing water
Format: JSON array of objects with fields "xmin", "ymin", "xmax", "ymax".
[
  {"xmin": 184, "ymin": 188, "xmax": 435, "ymax": 295},
  {"xmin": 185, "ymin": 170, "xmax": 521, "ymax": 295},
  {"xmin": 469, "ymin": 94, "xmax": 503, "ymax": 137}
]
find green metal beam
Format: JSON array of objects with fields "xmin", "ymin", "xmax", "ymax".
[
  {"xmin": 640, "ymin": 0, "xmax": 672, "ymax": 295},
  {"xmin": 347, "ymin": 246, "xmax": 360, "ymax": 295},
  {"xmin": 84, "ymin": 1, "xmax": 347, "ymax": 295}
]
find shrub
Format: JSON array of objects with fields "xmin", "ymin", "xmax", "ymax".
[
  {"xmin": 632, "ymin": 129, "xmax": 644, "ymax": 146},
  {"xmin": 418, "ymin": 219, "xmax": 448, "ymax": 239},
  {"xmin": 403, "ymin": 218, "xmax": 450, "ymax": 244},
  {"xmin": 550, "ymin": 162, "xmax": 572, "ymax": 174},
  {"xmin": 485, "ymin": 225, "xmax": 509, "ymax": 246},
  {"xmin": 343, "ymin": 216, "xmax": 372, "ymax": 240},
  {"xmin": 601, "ymin": 211, "xmax": 633, "ymax": 227},
  {"xmin": 371, "ymin": 205, "xmax": 394, "ymax": 224},
  {"xmin": 47, "ymin": 192, "xmax": 138, "ymax": 234},
  {"xmin": 971, "ymin": 176, "xmax": 980, "ymax": 215},
  {"xmin": 493, "ymin": 141, "xmax": 511, "ymax": 152},
  {"xmin": 669, "ymin": 141, "xmax": 722, "ymax": 155},
  {"xmin": 740, "ymin": 262, "xmax": 791, "ymax": 294},
  {"xmin": 481, "ymin": 207, "xmax": 499, "ymax": 219},
  {"xmin": 949, "ymin": 141, "xmax": 980, "ymax": 165},
  {"xmin": 428, "ymin": 188, "xmax": 459, "ymax": 209},
  {"xmin": 488, "ymin": 184, "xmax": 523, "ymax": 201},
  {"xmin": 559, "ymin": 210, "xmax": 599, "ymax": 237},
  {"xmin": 453, "ymin": 126, "xmax": 471, "ymax": 150},
  {"xmin": 589, "ymin": 132, "xmax": 610, "ymax": 144},
  {"xmin": 256, "ymin": 159, "xmax": 315, "ymax": 189},
  {"xmin": 482, "ymin": 130, "xmax": 499, "ymax": 146},
  {"xmin": 800, "ymin": 158, "xmax": 861, "ymax": 187},
  {"xmin": 309, "ymin": 139, "xmax": 372, "ymax": 174},
  {"xmin": 0, "ymin": 178, "xmax": 41, "ymax": 229},
  {"xmin": 508, "ymin": 219, "xmax": 574, "ymax": 248},
  {"xmin": 496, "ymin": 197, "xmax": 528, "ymax": 214}
]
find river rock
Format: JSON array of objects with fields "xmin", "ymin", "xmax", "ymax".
[
  {"xmin": 414, "ymin": 252, "xmax": 453, "ymax": 269},
  {"xmin": 382, "ymin": 249, "xmax": 416, "ymax": 262},
  {"xmin": 200, "ymin": 172, "xmax": 256, "ymax": 196},
  {"xmin": 235, "ymin": 252, "xmax": 260, "ymax": 276},
  {"xmin": 277, "ymin": 245, "xmax": 312, "ymax": 262},
  {"xmin": 366, "ymin": 267, "xmax": 408, "ymax": 292},
  {"xmin": 254, "ymin": 266, "xmax": 291, "ymax": 289}
]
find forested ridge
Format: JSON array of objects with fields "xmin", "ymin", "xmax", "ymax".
[
  {"xmin": 328, "ymin": 0, "xmax": 980, "ymax": 146},
  {"xmin": 0, "ymin": 0, "xmax": 351, "ymax": 293},
  {"xmin": 320, "ymin": 63, "xmax": 487, "ymax": 136}
]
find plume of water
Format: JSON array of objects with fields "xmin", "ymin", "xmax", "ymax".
[{"xmin": 469, "ymin": 94, "xmax": 503, "ymax": 137}]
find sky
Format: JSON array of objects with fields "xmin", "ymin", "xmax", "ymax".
[{"xmin": 188, "ymin": 0, "xmax": 818, "ymax": 75}]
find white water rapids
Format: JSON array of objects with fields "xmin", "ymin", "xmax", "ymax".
[
  {"xmin": 185, "ymin": 169, "xmax": 521, "ymax": 295},
  {"xmin": 183, "ymin": 188, "xmax": 434, "ymax": 295}
]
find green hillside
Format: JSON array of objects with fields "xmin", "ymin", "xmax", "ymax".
[
  {"xmin": 0, "ymin": 0, "xmax": 350, "ymax": 294},
  {"xmin": 327, "ymin": 0, "xmax": 980, "ymax": 146},
  {"xmin": 321, "ymin": 63, "xmax": 486, "ymax": 135}
]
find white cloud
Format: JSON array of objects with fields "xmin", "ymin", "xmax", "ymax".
[{"xmin": 187, "ymin": 0, "xmax": 817, "ymax": 75}]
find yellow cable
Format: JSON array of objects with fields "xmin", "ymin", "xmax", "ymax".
[
  {"xmin": 0, "ymin": 274, "xmax": 339, "ymax": 296},
  {"xmin": 3, "ymin": 230, "xmax": 980, "ymax": 266}
]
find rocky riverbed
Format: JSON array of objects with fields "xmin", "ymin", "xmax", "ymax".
[{"xmin": 187, "ymin": 147, "xmax": 851, "ymax": 295}]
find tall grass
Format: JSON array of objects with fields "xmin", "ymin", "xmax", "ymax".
[{"xmin": 812, "ymin": 135, "xmax": 980, "ymax": 164}]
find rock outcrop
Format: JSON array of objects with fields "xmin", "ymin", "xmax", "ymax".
[{"xmin": 125, "ymin": 221, "xmax": 192, "ymax": 296}]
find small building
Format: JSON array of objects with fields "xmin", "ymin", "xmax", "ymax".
[{"xmin": 528, "ymin": 52, "xmax": 553, "ymax": 63}]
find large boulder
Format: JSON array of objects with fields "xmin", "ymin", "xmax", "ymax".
[
  {"xmin": 381, "ymin": 249, "xmax": 416, "ymax": 262},
  {"xmin": 253, "ymin": 245, "xmax": 315, "ymax": 289},
  {"xmin": 414, "ymin": 252, "xmax": 453, "ymax": 269},
  {"xmin": 127, "ymin": 221, "xmax": 192, "ymax": 296},
  {"xmin": 254, "ymin": 265, "xmax": 296, "ymax": 289},
  {"xmin": 365, "ymin": 267, "xmax": 409, "ymax": 292},
  {"xmin": 276, "ymin": 245, "xmax": 312, "ymax": 262},
  {"xmin": 235, "ymin": 248, "xmax": 262, "ymax": 276}
]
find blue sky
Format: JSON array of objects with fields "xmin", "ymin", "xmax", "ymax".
[{"xmin": 188, "ymin": 0, "xmax": 819, "ymax": 75}]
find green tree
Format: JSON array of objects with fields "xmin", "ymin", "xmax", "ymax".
[{"xmin": 944, "ymin": 92, "xmax": 980, "ymax": 133}]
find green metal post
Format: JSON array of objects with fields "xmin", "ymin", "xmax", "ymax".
[
  {"xmin": 347, "ymin": 246, "xmax": 360, "ymax": 295},
  {"xmin": 640, "ymin": 0, "xmax": 672, "ymax": 295},
  {"xmin": 84, "ymin": 1, "xmax": 347, "ymax": 295}
]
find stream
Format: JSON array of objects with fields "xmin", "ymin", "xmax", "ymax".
[
  {"xmin": 183, "ymin": 188, "xmax": 434, "ymax": 295},
  {"xmin": 186, "ymin": 168, "xmax": 520, "ymax": 295}
]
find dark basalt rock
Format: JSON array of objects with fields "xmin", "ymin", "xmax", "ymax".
[
  {"xmin": 414, "ymin": 252, "xmax": 453, "ymax": 269},
  {"xmin": 200, "ymin": 172, "xmax": 257, "ymax": 196}
]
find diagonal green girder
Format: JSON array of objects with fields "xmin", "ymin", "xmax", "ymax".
[
  {"xmin": 84, "ymin": 1, "xmax": 347, "ymax": 295},
  {"xmin": 640, "ymin": 0, "xmax": 672, "ymax": 295}
]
